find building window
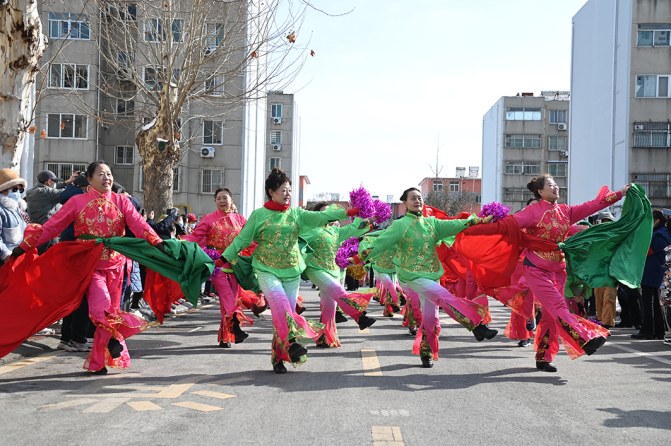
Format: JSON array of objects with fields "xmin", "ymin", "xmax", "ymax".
[
  {"xmin": 48, "ymin": 64, "xmax": 89, "ymax": 89},
  {"xmin": 270, "ymin": 130, "xmax": 281, "ymax": 145},
  {"xmin": 106, "ymin": 3, "xmax": 137, "ymax": 21},
  {"xmin": 45, "ymin": 162, "xmax": 87, "ymax": 182},
  {"xmin": 505, "ymin": 107, "xmax": 541, "ymax": 121},
  {"xmin": 503, "ymin": 187, "xmax": 531, "ymax": 203},
  {"xmin": 449, "ymin": 181, "xmax": 459, "ymax": 192},
  {"xmin": 633, "ymin": 122, "xmax": 671, "ymax": 148},
  {"xmin": 505, "ymin": 161, "xmax": 541, "ymax": 175},
  {"xmin": 203, "ymin": 120, "xmax": 223, "ymax": 145},
  {"xmin": 47, "ymin": 113, "xmax": 87, "ymax": 139},
  {"xmin": 48, "ymin": 13, "xmax": 90, "ymax": 40},
  {"xmin": 505, "ymin": 134, "xmax": 542, "ymax": 149},
  {"xmin": 144, "ymin": 67, "xmax": 160, "ymax": 90},
  {"xmin": 269, "ymin": 157, "xmax": 281, "ymax": 171},
  {"xmin": 204, "ymin": 75, "xmax": 224, "ymax": 95},
  {"xmin": 271, "ymin": 104, "xmax": 283, "ymax": 119},
  {"xmin": 547, "ymin": 162, "xmax": 567, "ymax": 177},
  {"xmin": 635, "ymin": 75, "xmax": 670, "ymax": 98},
  {"xmin": 201, "ymin": 169, "xmax": 223, "ymax": 193},
  {"xmin": 548, "ymin": 110, "xmax": 567, "ymax": 124},
  {"xmin": 116, "ymin": 99, "xmax": 135, "ymax": 115},
  {"xmin": 144, "ymin": 18, "xmax": 183, "ymax": 42},
  {"xmin": 204, "ymin": 23, "xmax": 224, "ymax": 54},
  {"xmin": 637, "ymin": 25, "xmax": 671, "ymax": 47},
  {"xmin": 433, "ymin": 181, "xmax": 443, "ymax": 192},
  {"xmin": 633, "ymin": 173, "xmax": 671, "ymax": 198},
  {"xmin": 548, "ymin": 135, "xmax": 568, "ymax": 151},
  {"xmin": 115, "ymin": 146, "xmax": 134, "ymax": 165}
]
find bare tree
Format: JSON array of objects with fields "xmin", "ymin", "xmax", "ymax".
[
  {"xmin": 41, "ymin": 0, "xmax": 315, "ymax": 214},
  {"xmin": 424, "ymin": 190, "xmax": 479, "ymax": 216},
  {"xmin": 0, "ymin": 0, "xmax": 47, "ymax": 170}
]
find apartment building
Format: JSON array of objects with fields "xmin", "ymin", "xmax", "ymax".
[
  {"xmin": 418, "ymin": 168, "xmax": 482, "ymax": 215},
  {"xmin": 482, "ymin": 92, "xmax": 570, "ymax": 212},
  {"xmin": 266, "ymin": 91, "xmax": 299, "ymax": 207},
  {"xmin": 570, "ymin": 0, "xmax": 671, "ymax": 210},
  {"xmin": 32, "ymin": 1, "xmax": 273, "ymax": 217}
]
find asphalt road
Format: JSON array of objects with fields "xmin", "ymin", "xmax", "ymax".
[{"xmin": 1, "ymin": 284, "xmax": 669, "ymax": 445}]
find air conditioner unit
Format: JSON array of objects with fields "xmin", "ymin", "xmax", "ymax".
[
  {"xmin": 273, "ymin": 117, "xmax": 282, "ymax": 124},
  {"xmin": 200, "ymin": 147, "xmax": 215, "ymax": 158},
  {"xmin": 634, "ymin": 124, "xmax": 645, "ymax": 131},
  {"xmin": 557, "ymin": 123, "xmax": 568, "ymax": 131},
  {"xmin": 272, "ymin": 144, "xmax": 282, "ymax": 151},
  {"xmin": 560, "ymin": 150, "xmax": 568, "ymax": 157}
]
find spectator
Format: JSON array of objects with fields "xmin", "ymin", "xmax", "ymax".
[
  {"xmin": 25, "ymin": 169, "xmax": 78, "ymax": 252},
  {"xmin": 632, "ymin": 210, "xmax": 671, "ymax": 340},
  {"xmin": 0, "ymin": 169, "xmax": 28, "ymax": 266}
]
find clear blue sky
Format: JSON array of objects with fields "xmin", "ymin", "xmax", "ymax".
[{"xmin": 286, "ymin": 0, "xmax": 588, "ymax": 201}]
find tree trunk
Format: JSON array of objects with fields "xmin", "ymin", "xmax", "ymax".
[
  {"xmin": 135, "ymin": 85, "xmax": 180, "ymax": 215},
  {"xmin": 0, "ymin": 0, "xmax": 46, "ymax": 169}
]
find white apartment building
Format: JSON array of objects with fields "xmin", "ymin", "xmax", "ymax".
[{"xmin": 570, "ymin": 0, "xmax": 671, "ymax": 211}]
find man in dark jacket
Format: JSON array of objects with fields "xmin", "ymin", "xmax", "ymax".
[{"xmin": 632, "ymin": 210, "xmax": 671, "ymax": 340}]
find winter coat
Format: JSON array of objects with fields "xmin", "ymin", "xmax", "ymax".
[
  {"xmin": 642, "ymin": 225, "xmax": 671, "ymax": 288},
  {"xmin": 0, "ymin": 195, "xmax": 27, "ymax": 261}
]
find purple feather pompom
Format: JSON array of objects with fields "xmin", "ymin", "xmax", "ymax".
[
  {"xmin": 479, "ymin": 202, "xmax": 510, "ymax": 222},
  {"xmin": 349, "ymin": 186, "xmax": 375, "ymax": 219},
  {"xmin": 372, "ymin": 199, "xmax": 392, "ymax": 224},
  {"xmin": 336, "ymin": 237, "xmax": 359, "ymax": 269}
]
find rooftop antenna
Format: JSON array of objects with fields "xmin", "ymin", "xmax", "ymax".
[{"xmin": 429, "ymin": 137, "xmax": 443, "ymax": 178}]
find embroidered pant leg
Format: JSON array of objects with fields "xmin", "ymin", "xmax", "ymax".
[
  {"xmin": 85, "ymin": 267, "xmax": 129, "ymax": 372},
  {"xmin": 212, "ymin": 272, "xmax": 239, "ymax": 343},
  {"xmin": 524, "ymin": 265, "xmax": 598, "ymax": 356}
]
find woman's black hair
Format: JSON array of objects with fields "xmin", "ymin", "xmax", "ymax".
[
  {"xmin": 265, "ymin": 168, "xmax": 291, "ymax": 199},
  {"xmin": 86, "ymin": 161, "xmax": 109, "ymax": 179},
  {"xmin": 214, "ymin": 187, "xmax": 232, "ymax": 200},
  {"xmin": 399, "ymin": 187, "xmax": 421, "ymax": 202},
  {"xmin": 312, "ymin": 201, "xmax": 328, "ymax": 212},
  {"xmin": 527, "ymin": 174, "xmax": 552, "ymax": 199},
  {"xmin": 653, "ymin": 209, "xmax": 665, "ymax": 227}
]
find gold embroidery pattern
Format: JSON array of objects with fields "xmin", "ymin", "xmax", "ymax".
[
  {"xmin": 397, "ymin": 219, "xmax": 440, "ymax": 274},
  {"xmin": 536, "ymin": 329, "xmax": 550, "ymax": 361},
  {"xmin": 76, "ymin": 198, "xmax": 125, "ymax": 260},
  {"xmin": 255, "ymin": 212, "xmax": 300, "ymax": 269},
  {"xmin": 559, "ymin": 317, "xmax": 584, "ymax": 344},
  {"xmin": 309, "ymin": 227, "xmax": 339, "ymax": 271},
  {"xmin": 208, "ymin": 217, "xmax": 243, "ymax": 250}
]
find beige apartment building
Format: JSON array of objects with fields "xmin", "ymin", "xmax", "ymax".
[
  {"xmin": 30, "ymin": 1, "xmax": 295, "ymax": 217},
  {"xmin": 570, "ymin": 0, "xmax": 671, "ymax": 210},
  {"xmin": 482, "ymin": 92, "xmax": 570, "ymax": 212}
]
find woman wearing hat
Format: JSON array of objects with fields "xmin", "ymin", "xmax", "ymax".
[{"xmin": 0, "ymin": 169, "xmax": 28, "ymax": 265}]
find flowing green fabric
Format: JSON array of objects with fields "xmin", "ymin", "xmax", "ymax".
[
  {"xmin": 86, "ymin": 237, "xmax": 214, "ymax": 306},
  {"xmin": 560, "ymin": 184, "xmax": 653, "ymax": 296},
  {"xmin": 230, "ymin": 255, "xmax": 261, "ymax": 294}
]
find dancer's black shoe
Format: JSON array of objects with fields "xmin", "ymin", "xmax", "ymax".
[
  {"xmin": 357, "ymin": 314, "xmax": 376, "ymax": 330},
  {"xmin": 582, "ymin": 336, "xmax": 606, "ymax": 355},
  {"xmin": 536, "ymin": 361, "xmax": 557, "ymax": 372},
  {"xmin": 288, "ymin": 342, "xmax": 308, "ymax": 363},
  {"xmin": 421, "ymin": 355, "xmax": 434, "ymax": 368},
  {"xmin": 273, "ymin": 362, "xmax": 287, "ymax": 374},
  {"xmin": 472, "ymin": 324, "xmax": 498, "ymax": 342},
  {"xmin": 107, "ymin": 338, "xmax": 123, "ymax": 358}
]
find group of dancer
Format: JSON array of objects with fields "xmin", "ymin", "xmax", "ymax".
[{"xmin": 3, "ymin": 161, "xmax": 636, "ymax": 376}]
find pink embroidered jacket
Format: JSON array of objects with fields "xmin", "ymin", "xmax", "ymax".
[
  {"xmin": 512, "ymin": 188, "xmax": 623, "ymax": 271},
  {"xmin": 182, "ymin": 210, "xmax": 247, "ymax": 252},
  {"xmin": 27, "ymin": 189, "xmax": 161, "ymax": 269}
]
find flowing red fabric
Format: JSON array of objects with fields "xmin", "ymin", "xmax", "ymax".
[
  {"xmin": 453, "ymin": 216, "xmax": 558, "ymax": 295},
  {"xmin": 0, "ymin": 241, "xmax": 103, "ymax": 358},
  {"xmin": 143, "ymin": 269, "xmax": 185, "ymax": 324}
]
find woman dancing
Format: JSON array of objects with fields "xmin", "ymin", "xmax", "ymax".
[
  {"xmin": 301, "ymin": 202, "xmax": 375, "ymax": 348},
  {"xmin": 223, "ymin": 169, "xmax": 357, "ymax": 373},
  {"xmin": 362, "ymin": 187, "xmax": 493, "ymax": 368},
  {"xmin": 13, "ymin": 161, "xmax": 163, "ymax": 375}
]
